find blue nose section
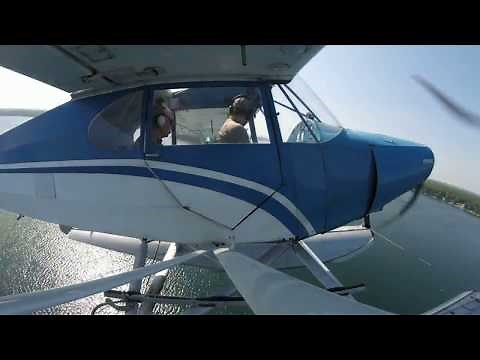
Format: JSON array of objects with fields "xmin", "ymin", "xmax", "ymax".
[{"xmin": 369, "ymin": 144, "xmax": 434, "ymax": 212}]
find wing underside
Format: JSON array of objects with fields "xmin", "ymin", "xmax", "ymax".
[{"xmin": 0, "ymin": 45, "xmax": 324, "ymax": 96}]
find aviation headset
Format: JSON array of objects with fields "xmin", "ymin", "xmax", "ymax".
[{"xmin": 228, "ymin": 92, "xmax": 261, "ymax": 118}]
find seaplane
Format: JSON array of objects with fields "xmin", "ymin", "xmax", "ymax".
[{"xmin": 0, "ymin": 45, "xmax": 478, "ymax": 315}]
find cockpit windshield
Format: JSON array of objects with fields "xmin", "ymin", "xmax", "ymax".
[{"xmin": 272, "ymin": 75, "xmax": 343, "ymax": 143}]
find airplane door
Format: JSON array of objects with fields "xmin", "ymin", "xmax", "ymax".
[
  {"xmin": 143, "ymin": 85, "xmax": 283, "ymax": 229},
  {"xmin": 269, "ymin": 81, "xmax": 374, "ymax": 235}
]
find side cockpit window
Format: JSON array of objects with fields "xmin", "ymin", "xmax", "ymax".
[
  {"xmin": 150, "ymin": 86, "xmax": 270, "ymax": 146},
  {"xmin": 88, "ymin": 91, "xmax": 143, "ymax": 151}
]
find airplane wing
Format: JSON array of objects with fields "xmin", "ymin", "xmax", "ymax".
[{"xmin": 0, "ymin": 45, "xmax": 324, "ymax": 97}]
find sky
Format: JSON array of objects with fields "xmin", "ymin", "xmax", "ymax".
[
  {"xmin": 299, "ymin": 46, "xmax": 480, "ymax": 194},
  {"xmin": 0, "ymin": 45, "xmax": 479, "ymax": 193},
  {"xmin": 0, "ymin": 65, "xmax": 70, "ymax": 133}
]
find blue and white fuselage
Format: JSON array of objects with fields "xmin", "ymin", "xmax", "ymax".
[{"xmin": 0, "ymin": 80, "xmax": 434, "ymax": 247}]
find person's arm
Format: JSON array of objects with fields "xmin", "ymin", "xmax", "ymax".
[{"xmin": 228, "ymin": 125, "xmax": 250, "ymax": 143}]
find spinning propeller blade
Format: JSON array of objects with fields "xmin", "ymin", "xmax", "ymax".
[
  {"xmin": 214, "ymin": 248, "xmax": 390, "ymax": 315},
  {"xmin": 394, "ymin": 184, "xmax": 423, "ymax": 218},
  {"xmin": 0, "ymin": 250, "xmax": 205, "ymax": 315},
  {"xmin": 376, "ymin": 184, "xmax": 423, "ymax": 228},
  {"xmin": 413, "ymin": 75, "xmax": 480, "ymax": 127},
  {"xmin": 372, "ymin": 74, "xmax": 451, "ymax": 228}
]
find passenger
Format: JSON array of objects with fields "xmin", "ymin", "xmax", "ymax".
[
  {"xmin": 216, "ymin": 94, "xmax": 259, "ymax": 144},
  {"xmin": 151, "ymin": 95, "xmax": 175, "ymax": 145}
]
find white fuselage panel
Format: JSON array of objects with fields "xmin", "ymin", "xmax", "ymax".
[{"xmin": 0, "ymin": 169, "xmax": 292, "ymax": 245}]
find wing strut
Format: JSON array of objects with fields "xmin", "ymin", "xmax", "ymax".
[
  {"xmin": 0, "ymin": 250, "xmax": 205, "ymax": 315},
  {"xmin": 214, "ymin": 248, "xmax": 390, "ymax": 315}
]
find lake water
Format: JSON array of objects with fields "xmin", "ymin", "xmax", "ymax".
[{"xmin": 1, "ymin": 192, "xmax": 480, "ymax": 315}]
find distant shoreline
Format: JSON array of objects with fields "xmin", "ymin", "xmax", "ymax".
[{"xmin": 422, "ymin": 179, "xmax": 480, "ymax": 218}]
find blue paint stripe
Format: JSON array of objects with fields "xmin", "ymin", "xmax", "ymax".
[
  {"xmin": 152, "ymin": 168, "xmax": 307, "ymax": 237},
  {"xmin": 153, "ymin": 168, "xmax": 265, "ymax": 205},
  {"xmin": 263, "ymin": 199, "xmax": 307, "ymax": 238},
  {"xmin": 0, "ymin": 165, "xmax": 307, "ymax": 236}
]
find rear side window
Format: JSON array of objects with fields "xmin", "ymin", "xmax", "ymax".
[{"xmin": 88, "ymin": 91, "xmax": 143, "ymax": 151}]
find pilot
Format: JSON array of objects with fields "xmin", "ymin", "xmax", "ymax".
[
  {"xmin": 216, "ymin": 93, "xmax": 260, "ymax": 144},
  {"xmin": 151, "ymin": 95, "xmax": 175, "ymax": 145}
]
